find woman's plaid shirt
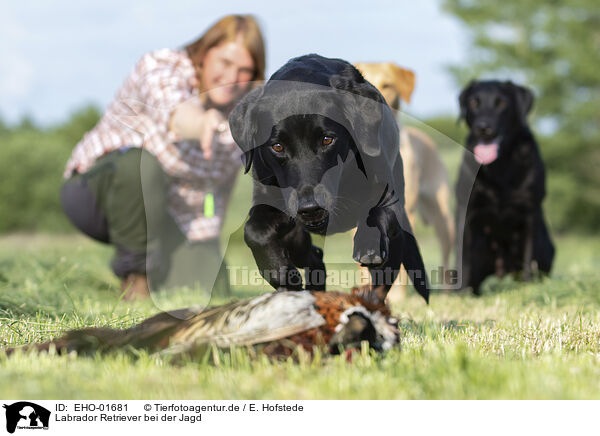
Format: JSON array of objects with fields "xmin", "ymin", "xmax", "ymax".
[{"xmin": 64, "ymin": 49, "xmax": 242, "ymax": 241}]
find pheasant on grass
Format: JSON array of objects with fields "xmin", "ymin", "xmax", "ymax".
[{"xmin": 5, "ymin": 286, "xmax": 400, "ymax": 359}]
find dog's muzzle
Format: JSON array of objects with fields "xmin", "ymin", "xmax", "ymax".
[
  {"xmin": 297, "ymin": 203, "xmax": 329, "ymax": 229},
  {"xmin": 289, "ymin": 184, "xmax": 331, "ymax": 230}
]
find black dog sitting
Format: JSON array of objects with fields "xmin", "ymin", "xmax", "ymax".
[
  {"xmin": 456, "ymin": 80, "xmax": 555, "ymax": 295},
  {"xmin": 229, "ymin": 54, "xmax": 429, "ymax": 302}
]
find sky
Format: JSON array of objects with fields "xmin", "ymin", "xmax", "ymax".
[{"xmin": 0, "ymin": 0, "xmax": 469, "ymax": 126}]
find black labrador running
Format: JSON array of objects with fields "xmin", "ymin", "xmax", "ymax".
[
  {"xmin": 456, "ymin": 80, "xmax": 555, "ymax": 295},
  {"xmin": 229, "ymin": 54, "xmax": 429, "ymax": 302}
]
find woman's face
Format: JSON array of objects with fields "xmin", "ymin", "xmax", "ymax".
[{"xmin": 200, "ymin": 38, "xmax": 255, "ymax": 108}]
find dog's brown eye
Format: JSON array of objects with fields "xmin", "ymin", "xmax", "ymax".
[
  {"xmin": 469, "ymin": 98, "xmax": 479, "ymax": 109},
  {"xmin": 322, "ymin": 136, "xmax": 335, "ymax": 146},
  {"xmin": 494, "ymin": 98, "xmax": 505, "ymax": 109},
  {"xmin": 272, "ymin": 143, "xmax": 284, "ymax": 153}
]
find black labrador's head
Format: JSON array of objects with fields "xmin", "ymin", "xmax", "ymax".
[
  {"xmin": 256, "ymin": 114, "xmax": 362, "ymax": 232},
  {"xmin": 229, "ymin": 54, "xmax": 397, "ymax": 232},
  {"xmin": 459, "ymin": 80, "xmax": 534, "ymax": 165}
]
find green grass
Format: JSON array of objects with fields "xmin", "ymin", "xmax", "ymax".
[
  {"xmin": 1, "ymin": 231, "xmax": 599, "ymax": 399},
  {"xmin": 2, "ymin": 142, "xmax": 599, "ymax": 399}
]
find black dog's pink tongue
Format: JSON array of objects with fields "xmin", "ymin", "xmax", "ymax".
[{"xmin": 473, "ymin": 143, "xmax": 499, "ymax": 165}]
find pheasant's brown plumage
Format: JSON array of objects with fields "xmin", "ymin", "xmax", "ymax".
[{"xmin": 5, "ymin": 286, "xmax": 399, "ymax": 358}]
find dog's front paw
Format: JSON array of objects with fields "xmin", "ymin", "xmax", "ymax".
[
  {"xmin": 353, "ymin": 226, "xmax": 389, "ymax": 266},
  {"xmin": 353, "ymin": 248, "xmax": 385, "ymax": 266},
  {"xmin": 271, "ymin": 268, "xmax": 304, "ymax": 291}
]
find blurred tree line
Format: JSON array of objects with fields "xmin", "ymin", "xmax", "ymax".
[
  {"xmin": 441, "ymin": 0, "xmax": 600, "ymax": 232},
  {"xmin": 0, "ymin": 106, "xmax": 100, "ymax": 232},
  {"xmin": 0, "ymin": 103, "xmax": 591, "ymax": 235}
]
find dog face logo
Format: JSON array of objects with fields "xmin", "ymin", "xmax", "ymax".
[{"xmin": 3, "ymin": 402, "xmax": 50, "ymax": 434}]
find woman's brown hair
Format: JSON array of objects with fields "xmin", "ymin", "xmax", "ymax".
[{"xmin": 185, "ymin": 15, "xmax": 266, "ymax": 86}]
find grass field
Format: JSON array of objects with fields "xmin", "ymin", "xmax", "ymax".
[
  {"xmin": 1, "ymin": 229, "xmax": 599, "ymax": 399},
  {"xmin": 2, "ymin": 138, "xmax": 600, "ymax": 399}
]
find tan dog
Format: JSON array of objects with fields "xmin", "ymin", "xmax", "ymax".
[{"xmin": 354, "ymin": 62, "xmax": 455, "ymax": 300}]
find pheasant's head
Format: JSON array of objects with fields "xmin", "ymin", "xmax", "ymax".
[{"xmin": 315, "ymin": 286, "xmax": 400, "ymax": 353}]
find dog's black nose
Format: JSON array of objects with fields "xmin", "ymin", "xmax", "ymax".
[
  {"xmin": 298, "ymin": 202, "xmax": 322, "ymax": 220},
  {"xmin": 473, "ymin": 120, "xmax": 495, "ymax": 138}
]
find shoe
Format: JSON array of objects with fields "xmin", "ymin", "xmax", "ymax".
[{"xmin": 120, "ymin": 274, "xmax": 150, "ymax": 301}]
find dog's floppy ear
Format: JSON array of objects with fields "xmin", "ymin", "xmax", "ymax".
[
  {"xmin": 458, "ymin": 80, "xmax": 477, "ymax": 123},
  {"xmin": 393, "ymin": 65, "xmax": 416, "ymax": 104},
  {"xmin": 330, "ymin": 71, "xmax": 389, "ymax": 157},
  {"xmin": 507, "ymin": 81, "xmax": 535, "ymax": 125},
  {"xmin": 237, "ymin": 148, "xmax": 254, "ymax": 174},
  {"xmin": 229, "ymin": 85, "xmax": 266, "ymax": 173}
]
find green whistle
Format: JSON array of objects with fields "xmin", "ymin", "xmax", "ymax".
[{"xmin": 204, "ymin": 193, "xmax": 214, "ymax": 217}]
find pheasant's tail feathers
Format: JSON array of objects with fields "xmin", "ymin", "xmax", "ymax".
[
  {"xmin": 124, "ymin": 309, "xmax": 196, "ymax": 349},
  {"xmin": 2, "ymin": 311, "xmax": 191, "ymax": 357},
  {"xmin": 3, "ymin": 327, "xmax": 127, "ymax": 357},
  {"xmin": 50, "ymin": 327, "xmax": 130, "ymax": 355}
]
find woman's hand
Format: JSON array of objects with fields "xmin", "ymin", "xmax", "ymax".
[
  {"xmin": 198, "ymin": 108, "xmax": 224, "ymax": 160},
  {"xmin": 169, "ymin": 99, "xmax": 225, "ymax": 159}
]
